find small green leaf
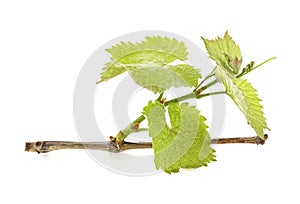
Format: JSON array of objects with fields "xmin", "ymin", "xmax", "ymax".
[
  {"xmin": 202, "ymin": 31, "xmax": 242, "ymax": 74},
  {"xmin": 143, "ymin": 101, "xmax": 216, "ymax": 173},
  {"xmin": 99, "ymin": 36, "xmax": 200, "ymax": 93},
  {"xmin": 215, "ymin": 66, "xmax": 269, "ymax": 138}
]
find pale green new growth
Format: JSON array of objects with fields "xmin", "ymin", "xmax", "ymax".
[
  {"xmin": 203, "ymin": 31, "xmax": 268, "ymax": 139},
  {"xmin": 98, "ymin": 36, "xmax": 201, "ymax": 93},
  {"xmin": 215, "ymin": 66, "xmax": 268, "ymax": 139},
  {"xmin": 96, "ymin": 31, "xmax": 272, "ymax": 173},
  {"xmin": 202, "ymin": 31, "xmax": 242, "ymax": 74},
  {"xmin": 143, "ymin": 101, "xmax": 215, "ymax": 173}
]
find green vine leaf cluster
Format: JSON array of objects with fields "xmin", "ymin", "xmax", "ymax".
[
  {"xmin": 97, "ymin": 31, "xmax": 273, "ymax": 173},
  {"xmin": 97, "ymin": 36, "xmax": 201, "ymax": 93},
  {"xmin": 215, "ymin": 66, "xmax": 269, "ymax": 138},
  {"xmin": 203, "ymin": 32, "xmax": 269, "ymax": 138},
  {"xmin": 202, "ymin": 31, "xmax": 242, "ymax": 74}
]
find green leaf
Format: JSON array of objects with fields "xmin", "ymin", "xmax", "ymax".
[
  {"xmin": 143, "ymin": 101, "xmax": 216, "ymax": 173},
  {"xmin": 98, "ymin": 36, "xmax": 201, "ymax": 92},
  {"xmin": 170, "ymin": 64, "xmax": 201, "ymax": 87},
  {"xmin": 106, "ymin": 36, "xmax": 188, "ymax": 63},
  {"xmin": 202, "ymin": 31, "xmax": 242, "ymax": 74},
  {"xmin": 129, "ymin": 64, "xmax": 201, "ymax": 93},
  {"xmin": 215, "ymin": 66, "xmax": 268, "ymax": 138},
  {"xmin": 97, "ymin": 62, "xmax": 126, "ymax": 83}
]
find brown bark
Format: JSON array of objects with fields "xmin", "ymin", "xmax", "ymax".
[{"xmin": 25, "ymin": 134, "xmax": 267, "ymax": 154}]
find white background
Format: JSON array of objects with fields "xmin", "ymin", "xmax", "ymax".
[{"xmin": 1, "ymin": 0, "xmax": 299, "ymax": 203}]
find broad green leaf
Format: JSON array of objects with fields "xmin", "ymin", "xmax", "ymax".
[
  {"xmin": 215, "ymin": 66, "xmax": 268, "ymax": 138},
  {"xmin": 129, "ymin": 64, "xmax": 201, "ymax": 93},
  {"xmin": 98, "ymin": 36, "xmax": 201, "ymax": 93},
  {"xmin": 106, "ymin": 36, "xmax": 188, "ymax": 63},
  {"xmin": 202, "ymin": 31, "xmax": 242, "ymax": 74},
  {"xmin": 143, "ymin": 101, "xmax": 216, "ymax": 173}
]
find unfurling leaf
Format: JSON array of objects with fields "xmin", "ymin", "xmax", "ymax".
[
  {"xmin": 143, "ymin": 101, "xmax": 216, "ymax": 173},
  {"xmin": 215, "ymin": 66, "xmax": 269, "ymax": 138},
  {"xmin": 202, "ymin": 31, "xmax": 242, "ymax": 74},
  {"xmin": 98, "ymin": 36, "xmax": 201, "ymax": 93}
]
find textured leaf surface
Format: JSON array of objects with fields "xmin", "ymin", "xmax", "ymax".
[
  {"xmin": 143, "ymin": 101, "xmax": 215, "ymax": 173},
  {"xmin": 98, "ymin": 62, "xmax": 126, "ymax": 82},
  {"xmin": 106, "ymin": 36, "xmax": 188, "ymax": 63},
  {"xmin": 202, "ymin": 31, "xmax": 242, "ymax": 74},
  {"xmin": 216, "ymin": 66, "xmax": 268, "ymax": 138},
  {"xmin": 129, "ymin": 64, "xmax": 200, "ymax": 93},
  {"xmin": 98, "ymin": 36, "xmax": 200, "ymax": 93}
]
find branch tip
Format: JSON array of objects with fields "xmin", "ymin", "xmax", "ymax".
[{"xmin": 257, "ymin": 134, "xmax": 268, "ymax": 145}]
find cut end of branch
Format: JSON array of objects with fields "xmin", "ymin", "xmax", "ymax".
[
  {"xmin": 257, "ymin": 134, "xmax": 268, "ymax": 145},
  {"xmin": 25, "ymin": 142, "xmax": 33, "ymax": 152},
  {"xmin": 25, "ymin": 141, "xmax": 49, "ymax": 153}
]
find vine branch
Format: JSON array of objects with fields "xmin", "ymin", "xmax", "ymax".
[{"xmin": 25, "ymin": 134, "xmax": 268, "ymax": 153}]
